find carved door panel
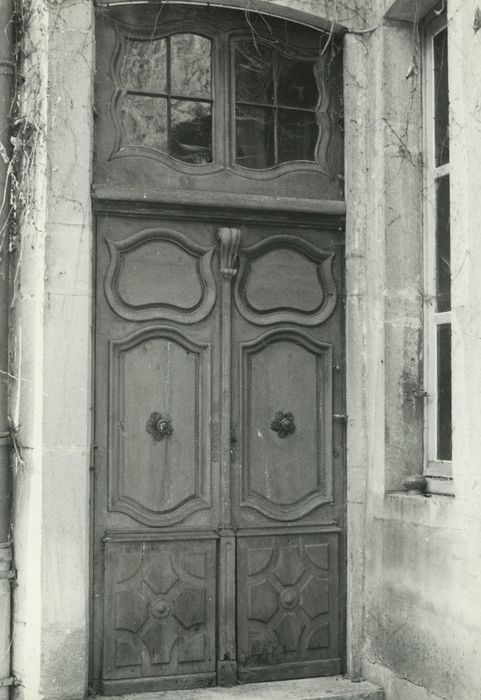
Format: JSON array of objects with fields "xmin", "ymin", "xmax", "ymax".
[
  {"xmin": 93, "ymin": 215, "xmax": 344, "ymax": 694},
  {"xmin": 231, "ymin": 226, "xmax": 344, "ymax": 682},
  {"xmin": 93, "ymin": 216, "xmax": 222, "ymax": 693}
]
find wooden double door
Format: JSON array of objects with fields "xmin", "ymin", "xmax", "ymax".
[{"xmin": 92, "ymin": 211, "xmax": 345, "ymax": 694}]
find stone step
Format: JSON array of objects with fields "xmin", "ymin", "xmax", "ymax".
[{"xmin": 92, "ymin": 676, "xmax": 383, "ymax": 700}]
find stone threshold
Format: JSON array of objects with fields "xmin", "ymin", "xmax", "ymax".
[{"xmin": 91, "ymin": 676, "xmax": 383, "ymax": 700}]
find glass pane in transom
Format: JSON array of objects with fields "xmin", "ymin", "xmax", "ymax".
[
  {"xmin": 171, "ymin": 100, "xmax": 212, "ymax": 163},
  {"xmin": 277, "ymin": 56, "xmax": 318, "ymax": 109},
  {"xmin": 171, "ymin": 34, "xmax": 212, "ymax": 98},
  {"xmin": 121, "ymin": 38, "xmax": 168, "ymax": 93},
  {"xmin": 278, "ymin": 109, "xmax": 318, "ymax": 163},
  {"xmin": 235, "ymin": 41, "xmax": 274, "ymax": 104},
  {"xmin": 121, "ymin": 94, "xmax": 168, "ymax": 151},
  {"xmin": 236, "ymin": 105, "xmax": 275, "ymax": 168}
]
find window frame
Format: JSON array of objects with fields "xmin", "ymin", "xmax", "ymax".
[
  {"xmin": 229, "ymin": 32, "xmax": 325, "ymax": 173},
  {"xmin": 423, "ymin": 8, "xmax": 453, "ymax": 483},
  {"xmin": 110, "ymin": 19, "xmax": 226, "ymax": 174},
  {"xmin": 120, "ymin": 32, "xmax": 216, "ymax": 165},
  {"xmin": 108, "ymin": 9, "xmax": 341, "ymax": 177}
]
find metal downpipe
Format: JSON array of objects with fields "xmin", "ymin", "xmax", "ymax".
[{"xmin": 0, "ymin": 0, "xmax": 14, "ymax": 694}]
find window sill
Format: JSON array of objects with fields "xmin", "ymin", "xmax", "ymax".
[
  {"xmin": 426, "ymin": 459, "xmax": 452, "ymax": 479},
  {"xmin": 399, "ymin": 472, "xmax": 454, "ymax": 497},
  {"xmin": 386, "ymin": 489, "xmax": 453, "ymax": 501},
  {"xmin": 424, "ymin": 475, "xmax": 454, "ymax": 496}
]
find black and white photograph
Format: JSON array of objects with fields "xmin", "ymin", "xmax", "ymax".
[{"xmin": 0, "ymin": 1, "xmax": 475, "ymax": 699}]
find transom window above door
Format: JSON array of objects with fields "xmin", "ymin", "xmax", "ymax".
[
  {"xmin": 95, "ymin": 5, "xmax": 344, "ymax": 201},
  {"xmin": 119, "ymin": 31, "xmax": 324, "ymax": 168}
]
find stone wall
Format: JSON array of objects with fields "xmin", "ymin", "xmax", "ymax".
[{"xmin": 358, "ymin": 2, "xmax": 481, "ymax": 699}]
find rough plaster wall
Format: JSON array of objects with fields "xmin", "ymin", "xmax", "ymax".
[{"xmin": 360, "ymin": 2, "xmax": 481, "ymax": 700}]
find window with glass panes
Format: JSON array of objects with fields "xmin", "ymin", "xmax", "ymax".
[
  {"xmin": 120, "ymin": 34, "xmax": 214, "ymax": 164},
  {"xmin": 424, "ymin": 8, "xmax": 452, "ymax": 479},
  {"xmin": 233, "ymin": 41, "xmax": 320, "ymax": 169},
  {"xmin": 109, "ymin": 14, "xmax": 342, "ymax": 174}
]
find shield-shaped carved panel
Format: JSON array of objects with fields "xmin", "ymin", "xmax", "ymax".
[
  {"xmin": 104, "ymin": 228, "xmax": 216, "ymax": 323},
  {"xmin": 234, "ymin": 235, "xmax": 337, "ymax": 326}
]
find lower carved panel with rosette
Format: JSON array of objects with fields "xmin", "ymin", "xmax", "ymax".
[
  {"xmin": 237, "ymin": 532, "xmax": 340, "ymax": 683},
  {"xmin": 102, "ymin": 538, "xmax": 216, "ymax": 689}
]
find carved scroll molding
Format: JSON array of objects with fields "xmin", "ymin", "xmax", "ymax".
[
  {"xmin": 108, "ymin": 325, "xmax": 211, "ymax": 527},
  {"xmin": 234, "ymin": 235, "xmax": 337, "ymax": 326},
  {"xmin": 239, "ymin": 328, "xmax": 333, "ymax": 521},
  {"xmin": 104, "ymin": 227, "xmax": 216, "ymax": 323},
  {"xmin": 218, "ymin": 227, "xmax": 241, "ymax": 278}
]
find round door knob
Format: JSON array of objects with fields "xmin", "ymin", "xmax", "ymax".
[
  {"xmin": 146, "ymin": 412, "xmax": 173, "ymax": 441},
  {"xmin": 156, "ymin": 418, "xmax": 171, "ymax": 434},
  {"xmin": 270, "ymin": 411, "xmax": 296, "ymax": 438},
  {"xmin": 281, "ymin": 416, "xmax": 295, "ymax": 432}
]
